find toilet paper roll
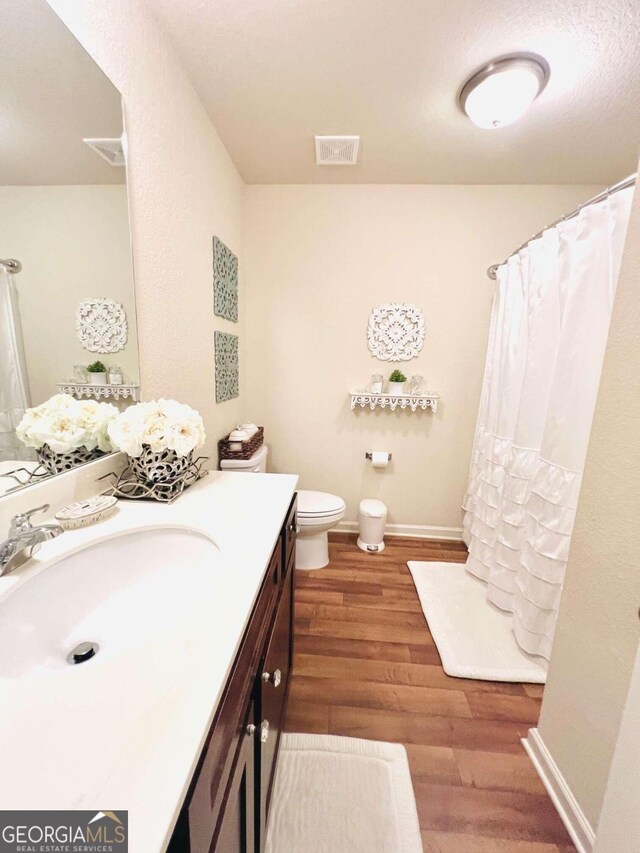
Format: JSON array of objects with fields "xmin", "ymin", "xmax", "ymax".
[{"xmin": 371, "ymin": 451, "xmax": 390, "ymax": 468}]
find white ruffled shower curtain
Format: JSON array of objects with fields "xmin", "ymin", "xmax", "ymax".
[
  {"xmin": 0, "ymin": 267, "xmax": 30, "ymax": 461},
  {"xmin": 462, "ymin": 185, "xmax": 634, "ymax": 661}
]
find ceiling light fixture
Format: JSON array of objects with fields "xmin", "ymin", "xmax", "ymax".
[{"xmin": 459, "ymin": 54, "xmax": 549, "ymax": 130}]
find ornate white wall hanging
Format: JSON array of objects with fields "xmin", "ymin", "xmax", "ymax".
[
  {"xmin": 76, "ymin": 298, "xmax": 128, "ymax": 354},
  {"xmin": 367, "ymin": 303, "xmax": 425, "ymax": 361}
]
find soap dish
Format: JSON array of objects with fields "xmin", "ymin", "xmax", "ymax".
[{"xmin": 55, "ymin": 495, "xmax": 118, "ymax": 529}]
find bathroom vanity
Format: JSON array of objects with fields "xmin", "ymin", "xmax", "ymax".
[
  {"xmin": 169, "ymin": 491, "xmax": 297, "ymax": 853},
  {"xmin": 0, "ymin": 471, "xmax": 298, "ymax": 853}
]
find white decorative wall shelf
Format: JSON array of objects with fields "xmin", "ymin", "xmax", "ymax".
[
  {"xmin": 367, "ymin": 303, "xmax": 425, "ymax": 361},
  {"xmin": 76, "ymin": 298, "xmax": 128, "ymax": 353},
  {"xmin": 57, "ymin": 382, "xmax": 140, "ymax": 402},
  {"xmin": 350, "ymin": 391, "xmax": 439, "ymax": 412}
]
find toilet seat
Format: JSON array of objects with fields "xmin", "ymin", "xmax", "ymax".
[
  {"xmin": 297, "ymin": 490, "xmax": 345, "ymax": 520},
  {"xmin": 297, "ymin": 512, "xmax": 343, "ymax": 530}
]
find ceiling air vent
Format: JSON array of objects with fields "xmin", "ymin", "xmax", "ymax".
[
  {"xmin": 83, "ymin": 137, "xmax": 125, "ymax": 167},
  {"xmin": 315, "ymin": 135, "xmax": 360, "ymax": 166}
]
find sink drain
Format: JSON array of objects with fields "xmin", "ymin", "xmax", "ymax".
[{"xmin": 66, "ymin": 641, "xmax": 99, "ymax": 665}]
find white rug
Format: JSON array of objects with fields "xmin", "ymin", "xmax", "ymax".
[
  {"xmin": 265, "ymin": 733, "xmax": 423, "ymax": 853},
  {"xmin": 407, "ymin": 561, "xmax": 547, "ymax": 683}
]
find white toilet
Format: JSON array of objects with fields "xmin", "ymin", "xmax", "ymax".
[
  {"xmin": 220, "ymin": 446, "xmax": 344, "ymax": 570},
  {"xmin": 219, "ymin": 443, "xmax": 269, "ymax": 473},
  {"xmin": 295, "ymin": 489, "xmax": 346, "ymax": 570}
]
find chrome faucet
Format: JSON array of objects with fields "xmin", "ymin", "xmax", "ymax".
[{"xmin": 0, "ymin": 504, "xmax": 63, "ymax": 577}]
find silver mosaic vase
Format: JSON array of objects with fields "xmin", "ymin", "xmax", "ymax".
[
  {"xmin": 128, "ymin": 445, "xmax": 193, "ymax": 485},
  {"xmin": 37, "ymin": 444, "xmax": 104, "ymax": 476}
]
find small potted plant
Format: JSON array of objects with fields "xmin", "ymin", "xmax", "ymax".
[
  {"xmin": 388, "ymin": 369, "xmax": 407, "ymax": 395},
  {"xmin": 87, "ymin": 360, "xmax": 108, "ymax": 385}
]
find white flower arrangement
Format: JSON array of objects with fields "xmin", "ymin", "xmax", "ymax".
[
  {"xmin": 17, "ymin": 394, "xmax": 118, "ymax": 454},
  {"xmin": 107, "ymin": 399, "xmax": 206, "ymax": 458}
]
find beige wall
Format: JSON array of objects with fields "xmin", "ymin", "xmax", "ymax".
[
  {"xmin": 594, "ymin": 642, "xmax": 640, "ymax": 851},
  {"xmin": 49, "ymin": 0, "xmax": 246, "ymax": 456},
  {"xmin": 538, "ymin": 174, "xmax": 640, "ymax": 830},
  {"xmin": 245, "ymin": 184, "xmax": 600, "ymax": 530},
  {"xmin": 0, "ymin": 185, "xmax": 138, "ymax": 405}
]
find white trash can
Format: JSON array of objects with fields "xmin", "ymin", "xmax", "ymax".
[{"xmin": 357, "ymin": 498, "xmax": 387, "ymax": 553}]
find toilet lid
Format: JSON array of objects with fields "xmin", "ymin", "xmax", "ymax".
[{"xmin": 297, "ymin": 489, "xmax": 345, "ymax": 517}]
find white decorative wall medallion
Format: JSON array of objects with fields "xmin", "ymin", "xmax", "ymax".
[
  {"xmin": 76, "ymin": 298, "xmax": 128, "ymax": 353},
  {"xmin": 367, "ymin": 303, "xmax": 425, "ymax": 361}
]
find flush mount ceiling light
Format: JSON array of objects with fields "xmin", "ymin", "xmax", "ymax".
[{"xmin": 459, "ymin": 54, "xmax": 549, "ymax": 129}]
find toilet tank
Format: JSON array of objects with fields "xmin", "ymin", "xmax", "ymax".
[{"xmin": 220, "ymin": 444, "xmax": 268, "ymax": 473}]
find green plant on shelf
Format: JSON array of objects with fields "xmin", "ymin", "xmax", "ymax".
[
  {"xmin": 389, "ymin": 369, "xmax": 407, "ymax": 383},
  {"xmin": 86, "ymin": 360, "xmax": 107, "ymax": 373}
]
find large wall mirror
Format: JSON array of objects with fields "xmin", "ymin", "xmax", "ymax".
[{"xmin": 0, "ymin": 0, "xmax": 139, "ymax": 498}]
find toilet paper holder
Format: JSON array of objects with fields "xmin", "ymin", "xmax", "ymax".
[{"xmin": 365, "ymin": 452, "xmax": 392, "ymax": 461}]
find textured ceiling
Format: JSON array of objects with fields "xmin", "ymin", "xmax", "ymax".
[
  {"xmin": 1, "ymin": 0, "xmax": 123, "ymax": 185},
  {"xmin": 148, "ymin": 0, "xmax": 640, "ymax": 184}
]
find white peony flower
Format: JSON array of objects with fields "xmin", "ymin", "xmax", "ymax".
[
  {"xmin": 76, "ymin": 400, "xmax": 119, "ymax": 451},
  {"xmin": 165, "ymin": 417, "xmax": 203, "ymax": 457},
  {"xmin": 16, "ymin": 408, "xmax": 41, "ymax": 449},
  {"xmin": 142, "ymin": 412, "xmax": 168, "ymax": 452},
  {"xmin": 42, "ymin": 393, "xmax": 76, "ymax": 413},
  {"xmin": 107, "ymin": 412, "xmax": 145, "ymax": 457},
  {"xmin": 32, "ymin": 412, "xmax": 87, "ymax": 454}
]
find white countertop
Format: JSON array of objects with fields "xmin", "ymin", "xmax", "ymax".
[{"xmin": 0, "ymin": 470, "xmax": 298, "ymax": 852}]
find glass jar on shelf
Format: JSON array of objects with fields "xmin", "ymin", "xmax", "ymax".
[
  {"xmin": 370, "ymin": 374, "xmax": 383, "ymax": 394},
  {"xmin": 73, "ymin": 364, "xmax": 88, "ymax": 384},
  {"xmin": 409, "ymin": 375, "xmax": 424, "ymax": 395},
  {"xmin": 108, "ymin": 365, "xmax": 123, "ymax": 385}
]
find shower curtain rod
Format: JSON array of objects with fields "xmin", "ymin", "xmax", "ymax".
[
  {"xmin": 487, "ymin": 172, "xmax": 637, "ymax": 280},
  {"xmin": 0, "ymin": 258, "xmax": 22, "ymax": 274}
]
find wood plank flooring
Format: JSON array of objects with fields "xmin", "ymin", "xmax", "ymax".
[{"xmin": 284, "ymin": 532, "xmax": 575, "ymax": 853}]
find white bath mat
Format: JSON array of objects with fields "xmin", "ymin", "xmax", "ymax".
[
  {"xmin": 265, "ymin": 733, "xmax": 423, "ymax": 853},
  {"xmin": 408, "ymin": 561, "xmax": 547, "ymax": 683}
]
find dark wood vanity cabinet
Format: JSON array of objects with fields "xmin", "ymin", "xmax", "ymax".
[{"xmin": 168, "ymin": 495, "xmax": 297, "ymax": 853}]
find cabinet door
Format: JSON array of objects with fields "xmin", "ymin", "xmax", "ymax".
[
  {"xmin": 213, "ymin": 702, "xmax": 256, "ymax": 853},
  {"xmin": 257, "ymin": 569, "xmax": 294, "ymax": 849},
  {"xmin": 282, "ymin": 496, "xmax": 297, "ymax": 578}
]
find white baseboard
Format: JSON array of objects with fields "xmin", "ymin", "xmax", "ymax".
[
  {"xmin": 523, "ymin": 728, "xmax": 595, "ymax": 853},
  {"xmin": 335, "ymin": 520, "xmax": 463, "ymax": 541}
]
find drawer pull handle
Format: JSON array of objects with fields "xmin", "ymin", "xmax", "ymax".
[
  {"xmin": 289, "ymin": 523, "xmax": 299, "ymax": 534},
  {"xmin": 260, "ymin": 720, "xmax": 270, "ymax": 743},
  {"xmin": 262, "ymin": 669, "xmax": 282, "ymax": 687},
  {"xmin": 246, "ymin": 723, "xmax": 256, "ymax": 737}
]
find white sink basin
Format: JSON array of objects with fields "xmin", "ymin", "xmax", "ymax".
[{"xmin": 0, "ymin": 527, "xmax": 221, "ymax": 678}]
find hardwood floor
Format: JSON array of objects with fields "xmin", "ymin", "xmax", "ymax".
[{"xmin": 284, "ymin": 532, "xmax": 575, "ymax": 853}]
